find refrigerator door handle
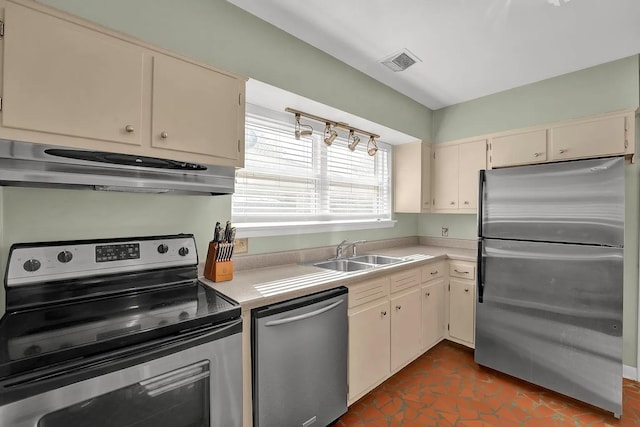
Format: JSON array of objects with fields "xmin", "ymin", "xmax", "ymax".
[
  {"xmin": 477, "ymin": 169, "xmax": 485, "ymax": 238},
  {"xmin": 477, "ymin": 240, "xmax": 484, "ymax": 303}
]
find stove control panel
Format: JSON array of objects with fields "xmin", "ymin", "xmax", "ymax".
[{"xmin": 7, "ymin": 235, "xmax": 198, "ymax": 287}]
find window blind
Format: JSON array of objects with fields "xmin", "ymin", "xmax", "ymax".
[{"xmin": 233, "ymin": 114, "xmax": 392, "ymax": 225}]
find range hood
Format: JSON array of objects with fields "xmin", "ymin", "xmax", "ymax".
[{"xmin": 0, "ymin": 139, "xmax": 235, "ymax": 195}]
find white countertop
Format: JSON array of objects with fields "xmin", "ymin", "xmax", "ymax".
[{"xmin": 200, "ymin": 245, "xmax": 476, "ymax": 310}]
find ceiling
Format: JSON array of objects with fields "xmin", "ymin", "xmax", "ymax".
[{"xmin": 228, "ymin": 0, "xmax": 640, "ymax": 110}]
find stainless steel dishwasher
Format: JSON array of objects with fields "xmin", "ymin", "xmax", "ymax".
[{"xmin": 252, "ymin": 287, "xmax": 348, "ymax": 427}]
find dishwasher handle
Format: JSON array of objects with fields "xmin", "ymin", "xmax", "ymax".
[{"xmin": 264, "ymin": 300, "xmax": 344, "ymax": 327}]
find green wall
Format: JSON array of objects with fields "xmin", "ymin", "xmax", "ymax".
[{"xmin": 433, "ymin": 56, "xmax": 639, "ymax": 143}]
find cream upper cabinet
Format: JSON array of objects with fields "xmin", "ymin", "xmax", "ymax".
[
  {"xmin": 151, "ymin": 54, "xmax": 244, "ymax": 165},
  {"xmin": 458, "ymin": 139, "xmax": 487, "ymax": 211},
  {"xmin": 432, "ymin": 139, "xmax": 486, "ymax": 212},
  {"xmin": 432, "ymin": 144, "xmax": 459, "ymax": 210},
  {"xmin": 390, "ymin": 288, "xmax": 421, "ymax": 372},
  {"xmin": 550, "ymin": 114, "xmax": 630, "ymax": 161},
  {"xmin": 490, "ymin": 129, "xmax": 547, "ymax": 168},
  {"xmin": 394, "ymin": 141, "xmax": 431, "ymax": 213},
  {"xmin": 2, "ymin": 1, "xmax": 144, "ymax": 147},
  {"xmin": 0, "ymin": 0, "xmax": 246, "ymax": 167},
  {"xmin": 421, "ymin": 278, "xmax": 445, "ymax": 351}
]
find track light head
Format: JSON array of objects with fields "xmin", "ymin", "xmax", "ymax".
[
  {"xmin": 367, "ymin": 136, "xmax": 378, "ymax": 156},
  {"xmin": 294, "ymin": 114, "xmax": 313, "ymax": 140},
  {"xmin": 348, "ymin": 130, "xmax": 360, "ymax": 151},
  {"xmin": 324, "ymin": 123, "xmax": 338, "ymax": 146}
]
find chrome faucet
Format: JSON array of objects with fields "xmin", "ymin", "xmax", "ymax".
[
  {"xmin": 335, "ymin": 239, "xmax": 367, "ymax": 259},
  {"xmin": 335, "ymin": 240, "xmax": 348, "ymax": 259}
]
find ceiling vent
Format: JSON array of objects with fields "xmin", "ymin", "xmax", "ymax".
[{"xmin": 381, "ymin": 49, "xmax": 421, "ymax": 72}]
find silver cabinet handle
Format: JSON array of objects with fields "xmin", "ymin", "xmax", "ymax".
[
  {"xmin": 533, "ymin": 152, "xmax": 541, "ymax": 157},
  {"xmin": 464, "ymin": 288, "xmax": 470, "ymax": 293},
  {"xmin": 425, "ymin": 292, "xmax": 431, "ymax": 297},
  {"xmin": 160, "ymin": 131, "xmax": 169, "ymax": 139},
  {"xmin": 454, "ymin": 269, "xmax": 469, "ymax": 274},
  {"xmin": 265, "ymin": 300, "xmax": 344, "ymax": 326},
  {"xmin": 430, "ymin": 271, "xmax": 438, "ymax": 275},
  {"xmin": 125, "ymin": 125, "xmax": 135, "ymax": 133},
  {"xmin": 559, "ymin": 148, "xmax": 567, "ymax": 154},
  {"xmin": 381, "ymin": 311, "xmax": 387, "ymax": 317},
  {"xmin": 395, "ymin": 305, "xmax": 402, "ymax": 311},
  {"xmin": 463, "ymin": 201, "xmax": 469, "ymax": 205}
]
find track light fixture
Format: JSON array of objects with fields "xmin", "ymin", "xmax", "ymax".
[
  {"xmin": 286, "ymin": 107, "xmax": 380, "ymax": 156},
  {"xmin": 294, "ymin": 113, "xmax": 313, "ymax": 140},
  {"xmin": 347, "ymin": 130, "xmax": 360, "ymax": 151},
  {"xmin": 367, "ymin": 136, "xmax": 379, "ymax": 156},
  {"xmin": 324, "ymin": 123, "xmax": 338, "ymax": 146}
]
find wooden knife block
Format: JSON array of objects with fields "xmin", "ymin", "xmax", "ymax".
[{"xmin": 204, "ymin": 241, "xmax": 234, "ymax": 282}]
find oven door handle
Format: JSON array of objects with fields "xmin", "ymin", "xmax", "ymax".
[{"xmin": 139, "ymin": 360, "xmax": 210, "ymax": 397}]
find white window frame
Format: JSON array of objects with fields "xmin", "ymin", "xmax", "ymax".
[{"xmin": 233, "ymin": 105, "xmax": 395, "ymax": 238}]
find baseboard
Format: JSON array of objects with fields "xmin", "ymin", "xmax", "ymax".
[{"xmin": 624, "ymin": 364, "xmax": 637, "ymax": 381}]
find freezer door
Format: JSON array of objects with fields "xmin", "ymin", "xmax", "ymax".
[
  {"xmin": 475, "ymin": 239, "xmax": 623, "ymax": 416},
  {"xmin": 480, "ymin": 156, "xmax": 624, "ymax": 246}
]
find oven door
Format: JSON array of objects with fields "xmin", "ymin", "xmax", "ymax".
[{"xmin": 0, "ymin": 319, "xmax": 242, "ymax": 427}]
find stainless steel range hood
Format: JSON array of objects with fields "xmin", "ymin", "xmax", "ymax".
[{"xmin": 0, "ymin": 139, "xmax": 235, "ymax": 195}]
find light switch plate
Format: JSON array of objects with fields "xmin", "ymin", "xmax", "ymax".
[{"xmin": 441, "ymin": 227, "xmax": 449, "ymax": 237}]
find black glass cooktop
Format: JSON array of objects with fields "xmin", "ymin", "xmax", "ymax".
[{"xmin": 0, "ymin": 277, "xmax": 239, "ymax": 378}]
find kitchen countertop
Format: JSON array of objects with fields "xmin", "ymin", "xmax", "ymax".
[{"xmin": 200, "ymin": 245, "xmax": 476, "ymax": 311}]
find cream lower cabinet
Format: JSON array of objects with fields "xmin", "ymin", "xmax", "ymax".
[
  {"xmin": 0, "ymin": 0, "xmax": 246, "ymax": 167},
  {"xmin": 347, "ymin": 268, "xmax": 422, "ymax": 404},
  {"xmin": 421, "ymin": 278, "xmax": 446, "ymax": 350},
  {"xmin": 420, "ymin": 261, "xmax": 446, "ymax": 351},
  {"xmin": 348, "ymin": 298, "xmax": 390, "ymax": 403},
  {"xmin": 390, "ymin": 288, "xmax": 421, "ymax": 372},
  {"xmin": 447, "ymin": 261, "xmax": 477, "ymax": 348}
]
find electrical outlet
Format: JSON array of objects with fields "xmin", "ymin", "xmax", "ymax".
[
  {"xmin": 234, "ymin": 238, "xmax": 249, "ymax": 254},
  {"xmin": 441, "ymin": 227, "xmax": 449, "ymax": 237}
]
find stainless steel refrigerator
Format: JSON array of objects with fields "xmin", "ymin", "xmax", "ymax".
[{"xmin": 475, "ymin": 156, "xmax": 624, "ymax": 417}]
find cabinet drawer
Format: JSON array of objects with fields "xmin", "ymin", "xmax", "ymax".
[
  {"xmin": 348, "ymin": 277, "xmax": 390, "ymax": 308},
  {"xmin": 449, "ymin": 262, "xmax": 475, "ymax": 280},
  {"xmin": 389, "ymin": 268, "xmax": 420, "ymax": 294},
  {"xmin": 421, "ymin": 261, "xmax": 445, "ymax": 282}
]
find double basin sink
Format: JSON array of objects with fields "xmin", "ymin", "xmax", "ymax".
[{"xmin": 313, "ymin": 254, "xmax": 407, "ymax": 272}]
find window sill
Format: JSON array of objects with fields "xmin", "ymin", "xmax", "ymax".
[{"xmin": 235, "ymin": 219, "xmax": 396, "ymax": 238}]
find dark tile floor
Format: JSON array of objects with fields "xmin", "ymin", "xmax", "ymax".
[{"xmin": 336, "ymin": 341, "xmax": 640, "ymax": 426}]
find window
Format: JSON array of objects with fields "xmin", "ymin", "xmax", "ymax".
[{"xmin": 232, "ymin": 113, "xmax": 393, "ymax": 235}]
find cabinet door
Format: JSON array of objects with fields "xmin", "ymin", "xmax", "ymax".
[
  {"xmin": 151, "ymin": 54, "xmax": 243, "ymax": 165},
  {"xmin": 348, "ymin": 300, "xmax": 390, "ymax": 401},
  {"xmin": 551, "ymin": 115, "xmax": 627, "ymax": 161},
  {"xmin": 449, "ymin": 278, "xmax": 476, "ymax": 346},
  {"xmin": 390, "ymin": 288, "xmax": 421, "ymax": 372},
  {"xmin": 3, "ymin": 2, "xmax": 144, "ymax": 146},
  {"xmin": 432, "ymin": 144, "xmax": 459, "ymax": 210},
  {"xmin": 421, "ymin": 279, "xmax": 445, "ymax": 351},
  {"xmin": 458, "ymin": 139, "xmax": 486, "ymax": 210},
  {"xmin": 394, "ymin": 141, "xmax": 431, "ymax": 213},
  {"xmin": 490, "ymin": 130, "xmax": 547, "ymax": 168},
  {"xmin": 421, "ymin": 142, "xmax": 432, "ymax": 212}
]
